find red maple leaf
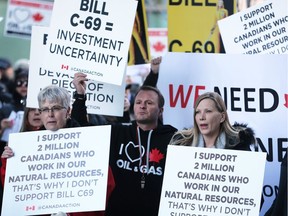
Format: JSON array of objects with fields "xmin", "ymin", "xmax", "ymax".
[
  {"xmin": 33, "ymin": 13, "xmax": 43, "ymax": 22},
  {"xmin": 149, "ymin": 148, "xmax": 164, "ymax": 163},
  {"xmin": 284, "ymin": 94, "xmax": 288, "ymax": 108},
  {"xmin": 153, "ymin": 41, "xmax": 165, "ymax": 52}
]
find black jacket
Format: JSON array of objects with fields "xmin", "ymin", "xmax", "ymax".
[
  {"xmin": 106, "ymin": 121, "xmax": 177, "ymax": 216},
  {"xmin": 264, "ymin": 150, "xmax": 287, "ymax": 216},
  {"xmin": 71, "ymin": 98, "xmax": 177, "ymax": 216}
]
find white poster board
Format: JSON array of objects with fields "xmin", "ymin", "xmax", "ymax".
[
  {"xmin": 27, "ymin": 26, "xmax": 126, "ymax": 116},
  {"xmin": 218, "ymin": 0, "xmax": 288, "ymax": 54},
  {"xmin": 157, "ymin": 52, "xmax": 288, "ymax": 215},
  {"xmin": 148, "ymin": 28, "xmax": 168, "ymax": 58},
  {"xmin": 4, "ymin": 0, "xmax": 53, "ymax": 39},
  {"xmin": 1, "ymin": 125, "xmax": 111, "ymax": 215},
  {"xmin": 46, "ymin": 0, "xmax": 138, "ymax": 85},
  {"xmin": 0, "ymin": 111, "xmax": 24, "ymax": 142},
  {"xmin": 159, "ymin": 146, "xmax": 266, "ymax": 216}
]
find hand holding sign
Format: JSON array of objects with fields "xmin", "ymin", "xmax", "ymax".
[{"xmin": 159, "ymin": 146, "xmax": 266, "ymax": 216}]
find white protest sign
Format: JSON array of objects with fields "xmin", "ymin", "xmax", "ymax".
[
  {"xmin": 148, "ymin": 28, "xmax": 168, "ymax": 58},
  {"xmin": 218, "ymin": 0, "xmax": 288, "ymax": 54},
  {"xmin": 1, "ymin": 125, "xmax": 111, "ymax": 215},
  {"xmin": 0, "ymin": 111, "xmax": 24, "ymax": 142},
  {"xmin": 157, "ymin": 52, "xmax": 288, "ymax": 214},
  {"xmin": 27, "ymin": 26, "xmax": 125, "ymax": 116},
  {"xmin": 4, "ymin": 0, "xmax": 53, "ymax": 39},
  {"xmin": 159, "ymin": 146, "xmax": 266, "ymax": 216},
  {"xmin": 46, "ymin": 0, "xmax": 138, "ymax": 85}
]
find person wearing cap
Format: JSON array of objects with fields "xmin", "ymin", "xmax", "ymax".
[
  {"xmin": 0, "ymin": 58, "xmax": 14, "ymax": 105},
  {"xmin": 0, "ymin": 58, "xmax": 14, "ymax": 94}
]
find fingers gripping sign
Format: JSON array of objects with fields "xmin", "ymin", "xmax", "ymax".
[{"xmin": 72, "ymin": 73, "xmax": 88, "ymax": 94}]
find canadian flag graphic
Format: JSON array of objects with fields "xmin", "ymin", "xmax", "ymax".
[
  {"xmin": 61, "ymin": 64, "xmax": 69, "ymax": 70},
  {"xmin": 25, "ymin": 205, "xmax": 36, "ymax": 211}
]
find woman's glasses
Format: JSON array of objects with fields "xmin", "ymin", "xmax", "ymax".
[{"xmin": 38, "ymin": 106, "xmax": 66, "ymax": 114}]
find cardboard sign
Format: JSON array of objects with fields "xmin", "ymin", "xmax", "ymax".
[
  {"xmin": 27, "ymin": 26, "xmax": 126, "ymax": 116},
  {"xmin": 218, "ymin": 0, "xmax": 288, "ymax": 54},
  {"xmin": 1, "ymin": 125, "xmax": 111, "ymax": 215},
  {"xmin": 46, "ymin": 0, "xmax": 138, "ymax": 85},
  {"xmin": 159, "ymin": 146, "xmax": 266, "ymax": 216},
  {"xmin": 4, "ymin": 0, "xmax": 53, "ymax": 39}
]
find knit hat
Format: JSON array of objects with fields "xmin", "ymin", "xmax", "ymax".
[
  {"xmin": 15, "ymin": 68, "xmax": 29, "ymax": 81},
  {"xmin": 14, "ymin": 58, "xmax": 29, "ymax": 73},
  {"xmin": 0, "ymin": 58, "xmax": 12, "ymax": 70}
]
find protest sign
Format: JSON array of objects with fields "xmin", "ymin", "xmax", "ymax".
[
  {"xmin": 4, "ymin": 0, "xmax": 53, "ymax": 39},
  {"xmin": 0, "ymin": 111, "xmax": 24, "ymax": 142},
  {"xmin": 46, "ymin": 0, "xmax": 138, "ymax": 85},
  {"xmin": 159, "ymin": 146, "xmax": 266, "ymax": 216},
  {"xmin": 168, "ymin": 0, "xmax": 236, "ymax": 53},
  {"xmin": 157, "ymin": 52, "xmax": 288, "ymax": 214},
  {"xmin": 1, "ymin": 125, "xmax": 111, "ymax": 215},
  {"xmin": 27, "ymin": 26, "xmax": 126, "ymax": 116},
  {"xmin": 218, "ymin": 0, "xmax": 288, "ymax": 54},
  {"xmin": 148, "ymin": 28, "xmax": 168, "ymax": 58}
]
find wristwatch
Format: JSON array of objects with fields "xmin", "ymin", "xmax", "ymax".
[{"xmin": 73, "ymin": 91, "xmax": 87, "ymax": 100}]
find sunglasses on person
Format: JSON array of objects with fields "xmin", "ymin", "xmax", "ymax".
[{"xmin": 16, "ymin": 80, "xmax": 28, "ymax": 87}]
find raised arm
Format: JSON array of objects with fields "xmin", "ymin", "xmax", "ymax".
[
  {"xmin": 143, "ymin": 56, "xmax": 162, "ymax": 87},
  {"xmin": 71, "ymin": 73, "xmax": 89, "ymax": 126}
]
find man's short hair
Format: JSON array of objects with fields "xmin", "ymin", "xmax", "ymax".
[{"xmin": 134, "ymin": 85, "xmax": 165, "ymax": 108}]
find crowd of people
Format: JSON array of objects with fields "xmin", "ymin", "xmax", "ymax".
[{"xmin": 0, "ymin": 56, "xmax": 286, "ymax": 216}]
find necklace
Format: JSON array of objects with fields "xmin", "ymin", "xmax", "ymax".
[{"xmin": 137, "ymin": 126, "xmax": 153, "ymax": 189}]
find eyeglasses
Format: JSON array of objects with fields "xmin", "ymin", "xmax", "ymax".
[
  {"xmin": 16, "ymin": 80, "xmax": 28, "ymax": 87},
  {"xmin": 38, "ymin": 106, "xmax": 66, "ymax": 114}
]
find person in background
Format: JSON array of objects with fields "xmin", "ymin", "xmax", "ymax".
[
  {"xmin": 0, "ymin": 58, "xmax": 14, "ymax": 94},
  {"xmin": 210, "ymin": 0, "xmax": 228, "ymax": 53},
  {"xmin": 143, "ymin": 56, "xmax": 162, "ymax": 88},
  {"xmin": 0, "ymin": 83, "xmax": 12, "ymax": 108},
  {"xmin": 1, "ymin": 85, "xmax": 115, "ymax": 216},
  {"xmin": 1, "ymin": 107, "xmax": 43, "ymax": 184},
  {"xmin": 72, "ymin": 73, "xmax": 177, "ymax": 216},
  {"xmin": 13, "ymin": 58, "xmax": 29, "ymax": 75},
  {"xmin": 0, "ymin": 69, "xmax": 29, "ymax": 154},
  {"xmin": 0, "ymin": 106, "xmax": 42, "ymax": 214},
  {"xmin": 101, "ymin": 95, "xmax": 131, "ymax": 124},
  {"xmin": 0, "ymin": 58, "xmax": 13, "ymax": 108},
  {"xmin": 125, "ymin": 82, "xmax": 140, "ymax": 120},
  {"xmin": 264, "ymin": 148, "xmax": 287, "ymax": 216},
  {"xmin": 20, "ymin": 107, "xmax": 43, "ymax": 132}
]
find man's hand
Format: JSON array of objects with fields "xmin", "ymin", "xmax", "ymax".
[
  {"xmin": 151, "ymin": 56, "xmax": 162, "ymax": 74},
  {"xmin": 72, "ymin": 73, "xmax": 88, "ymax": 95},
  {"xmin": 124, "ymin": 97, "xmax": 130, "ymax": 112}
]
